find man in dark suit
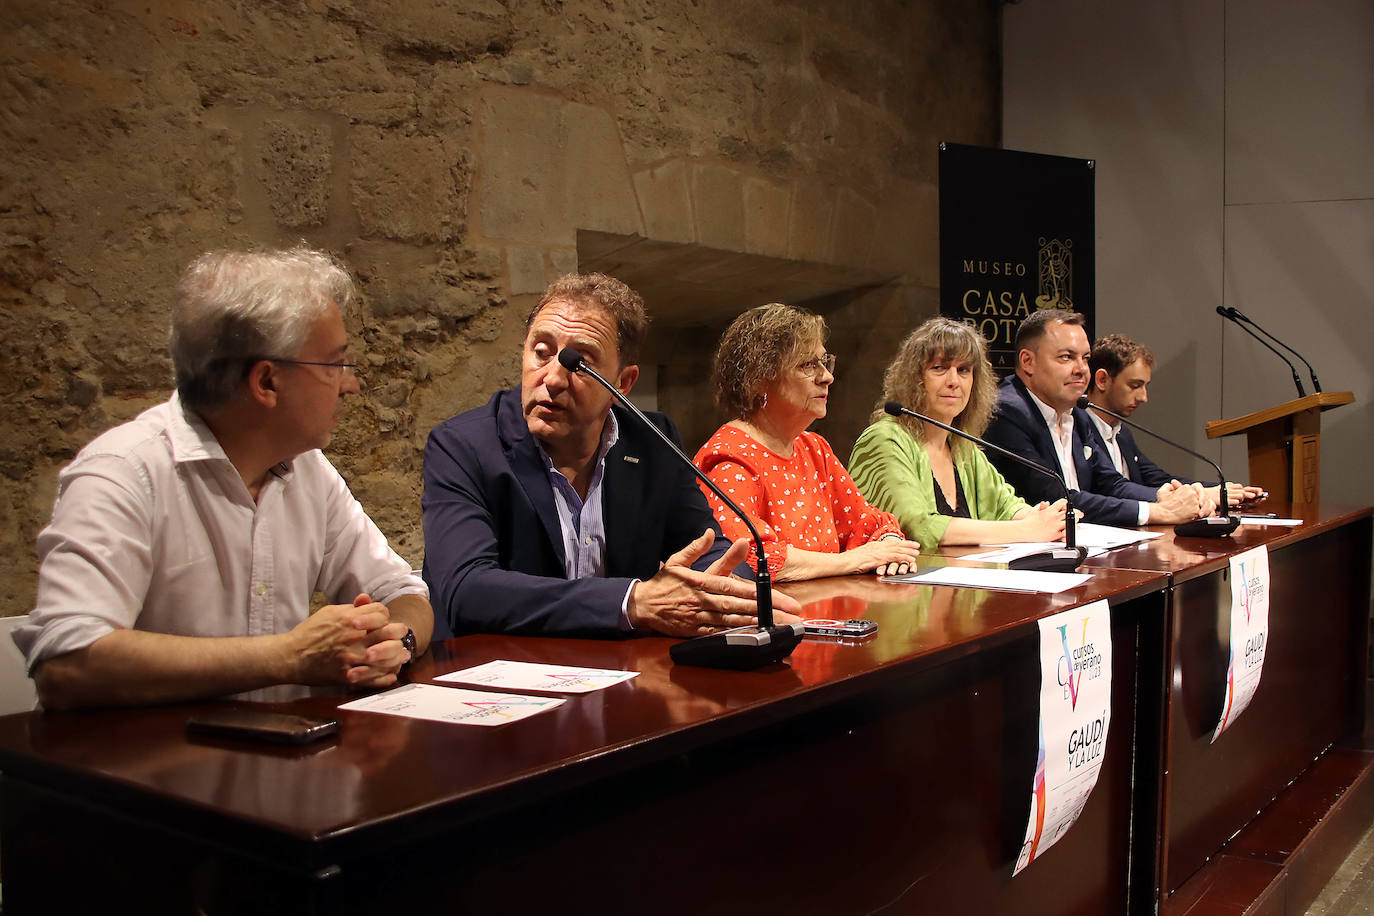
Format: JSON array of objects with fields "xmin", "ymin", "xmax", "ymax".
[
  {"xmin": 1084, "ymin": 334, "xmax": 1263, "ymax": 508},
  {"xmin": 982, "ymin": 310, "xmax": 1205, "ymax": 527},
  {"xmin": 422, "ymin": 273, "xmax": 801, "ymax": 639}
]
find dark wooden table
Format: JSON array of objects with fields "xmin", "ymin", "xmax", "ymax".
[
  {"xmin": 942, "ymin": 504, "xmax": 1374, "ymax": 911},
  {"xmin": 0, "ymin": 566, "xmax": 1167, "ymax": 916}
]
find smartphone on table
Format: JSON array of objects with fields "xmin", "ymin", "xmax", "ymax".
[
  {"xmin": 803, "ymin": 618, "xmax": 879, "ymax": 639},
  {"xmin": 186, "ymin": 707, "xmax": 340, "ymax": 746}
]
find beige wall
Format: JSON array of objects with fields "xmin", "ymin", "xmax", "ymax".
[
  {"xmin": 1003, "ymin": 0, "xmax": 1373, "ymax": 507},
  {"xmin": 0, "ymin": 0, "xmax": 1001, "ymax": 616}
]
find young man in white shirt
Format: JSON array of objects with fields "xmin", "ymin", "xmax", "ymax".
[{"xmin": 1085, "ymin": 334, "xmax": 1263, "ymax": 507}]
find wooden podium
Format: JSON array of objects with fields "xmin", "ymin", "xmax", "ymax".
[{"xmin": 1205, "ymin": 391, "xmax": 1354, "ymax": 506}]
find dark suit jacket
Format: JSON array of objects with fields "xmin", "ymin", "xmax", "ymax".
[
  {"xmin": 421, "ymin": 387, "xmax": 730, "ymax": 638},
  {"xmin": 982, "ymin": 375, "xmax": 1159, "ymax": 527},
  {"xmin": 1084, "ymin": 420, "xmax": 1198, "ymax": 488}
]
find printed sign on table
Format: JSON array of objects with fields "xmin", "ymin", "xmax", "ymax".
[
  {"xmin": 1015, "ymin": 599, "xmax": 1113, "ymax": 876},
  {"xmin": 1211, "ymin": 545, "xmax": 1271, "ymax": 742},
  {"xmin": 438, "ymin": 660, "xmax": 639, "ymax": 694},
  {"xmin": 339, "ymin": 683, "xmax": 564, "ymax": 726}
]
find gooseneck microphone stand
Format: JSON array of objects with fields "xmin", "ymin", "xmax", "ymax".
[
  {"xmin": 1224, "ymin": 306, "xmax": 1322, "ymax": 393},
  {"xmin": 556, "ymin": 348, "xmax": 804, "ymax": 669},
  {"xmin": 1216, "ymin": 306, "xmax": 1307, "ymax": 398},
  {"xmin": 1077, "ymin": 396, "xmax": 1240, "ymax": 538},
  {"xmin": 883, "ymin": 402, "xmax": 1086, "ymax": 572}
]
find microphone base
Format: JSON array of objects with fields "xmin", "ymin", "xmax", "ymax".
[
  {"xmin": 1008, "ymin": 546, "xmax": 1088, "ymax": 573},
  {"xmin": 669, "ymin": 623, "xmax": 805, "ymax": 670},
  {"xmin": 1175, "ymin": 515, "xmax": 1242, "ymax": 538}
]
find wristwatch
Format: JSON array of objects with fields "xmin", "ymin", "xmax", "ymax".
[{"xmin": 400, "ymin": 627, "xmax": 417, "ymax": 662}]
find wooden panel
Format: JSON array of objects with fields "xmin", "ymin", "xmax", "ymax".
[{"xmin": 1161, "ymin": 522, "xmax": 1373, "ymax": 897}]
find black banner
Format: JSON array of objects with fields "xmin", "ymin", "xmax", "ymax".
[{"xmin": 939, "ymin": 143, "xmax": 1095, "ymax": 373}]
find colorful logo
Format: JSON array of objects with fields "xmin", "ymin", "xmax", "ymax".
[{"xmin": 1057, "ymin": 618, "xmax": 1090, "ymax": 710}]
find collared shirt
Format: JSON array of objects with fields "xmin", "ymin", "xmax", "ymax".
[
  {"xmin": 539, "ymin": 411, "xmax": 620, "ymax": 580},
  {"xmin": 1088, "ymin": 408, "xmax": 1128, "ymax": 477},
  {"xmin": 14, "ymin": 394, "xmax": 427, "ymax": 671},
  {"xmin": 1026, "ymin": 388, "xmax": 1081, "ymax": 490},
  {"xmin": 536, "ymin": 411, "xmax": 636, "ymax": 629},
  {"xmin": 1027, "ymin": 387, "xmax": 1149, "ymax": 525}
]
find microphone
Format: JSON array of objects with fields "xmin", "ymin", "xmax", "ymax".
[
  {"xmin": 557, "ymin": 348, "xmax": 803, "ymax": 670},
  {"xmin": 883, "ymin": 402, "xmax": 1086, "ymax": 572},
  {"xmin": 1216, "ymin": 306, "xmax": 1306, "ymax": 398},
  {"xmin": 1225, "ymin": 306, "xmax": 1322, "ymax": 393},
  {"xmin": 1077, "ymin": 396, "xmax": 1240, "ymax": 538}
]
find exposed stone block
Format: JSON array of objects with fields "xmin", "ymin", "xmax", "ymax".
[
  {"xmin": 351, "ymin": 242, "xmax": 500, "ymax": 321},
  {"xmin": 744, "ymin": 177, "xmax": 790, "ymax": 258},
  {"xmin": 256, "ymin": 119, "xmax": 332, "ymax": 228},
  {"xmin": 788, "ymin": 181, "xmax": 835, "ymax": 263},
  {"xmin": 633, "ymin": 160, "xmax": 695, "ymax": 244},
  {"xmin": 479, "ymin": 87, "xmax": 641, "ymax": 247},
  {"xmin": 692, "ymin": 163, "xmax": 746, "ymax": 252},
  {"xmin": 549, "ymin": 248, "xmax": 579, "ymax": 278},
  {"xmin": 811, "ymin": 38, "xmax": 884, "ymax": 107},
  {"xmin": 356, "ymin": 0, "xmax": 516, "ymax": 65},
  {"xmin": 867, "ymin": 178, "xmax": 938, "ymax": 283},
  {"xmin": 506, "ymin": 246, "xmax": 546, "ymax": 295},
  {"xmin": 563, "ymin": 101, "xmax": 643, "ymax": 239},
  {"xmin": 351, "ymin": 129, "xmax": 468, "ymax": 243},
  {"xmin": 831, "ymin": 187, "xmax": 877, "ymax": 269}
]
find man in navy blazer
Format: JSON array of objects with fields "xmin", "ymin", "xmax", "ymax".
[
  {"xmin": 1084, "ymin": 334, "xmax": 1263, "ymax": 508},
  {"xmin": 422, "ymin": 273, "xmax": 800, "ymax": 639},
  {"xmin": 982, "ymin": 310, "xmax": 1205, "ymax": 527}
]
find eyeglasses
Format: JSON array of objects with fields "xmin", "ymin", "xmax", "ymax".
[
  {"xmin": 796, "ymin": 353, "xmax": 837, "ymax": 378},
  {"xmin": 271, "ymin": 358, "xmax": 359, "ymax": 378}
]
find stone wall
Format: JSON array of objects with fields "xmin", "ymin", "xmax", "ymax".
[{"xmin": 0, "ymin": 0, "xmax": 1000, "ymax": 616}]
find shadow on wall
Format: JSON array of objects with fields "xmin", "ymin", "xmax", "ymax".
[{"xmin": 576, "ymin": 229, "xmax": 927, "ymax": 458}]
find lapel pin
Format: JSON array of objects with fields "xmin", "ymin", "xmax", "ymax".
[{"xmin": 624, "ymin": 455, "xmax": 640, "ymax": 464}]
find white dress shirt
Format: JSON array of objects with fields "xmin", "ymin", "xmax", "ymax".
[
  {"xmin": 1087, "ymin": 409, "xmax": 1128, "ymax": 477},
  {"xmin": 14, "ymin": 395, "xmax": 427, "ymax": 671},
  {"xmin": 1026, "ymin": 389, "xmax": 1081, "ymax": 490},
  {"xmin": 1026, "ymin": 389, "xmax": 1149, "ymax": 525}
]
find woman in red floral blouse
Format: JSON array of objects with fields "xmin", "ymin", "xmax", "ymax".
[{"xmin": 693, "ymin": 304, "xmax": 922, "ymax": 581}]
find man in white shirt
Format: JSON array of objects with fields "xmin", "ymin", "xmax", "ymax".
[
  {"xmin": 14, "ymin": 247, "xmax": 434, "ymax": 709},
  {"xmin": 982, "ymin": 310, "xmax": 1205, "ymax": 527},
  {"xmin": 1085, "ymin": 334, "xmax": 1263, "ymax": 508}
]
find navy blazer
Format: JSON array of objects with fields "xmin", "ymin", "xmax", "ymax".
[
  {"xmin": 1084, "ymin": 420, "xmax": 1198, "ymax": 488},
  {"xmin": 421, "ymin": 387, "xmax": 730, "ymax": 638},
  {"xmin": 982, "ymin": 375, "xmax": 1159, "ymax": 527}
]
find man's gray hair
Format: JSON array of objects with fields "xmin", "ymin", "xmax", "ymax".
[{"xmin": 170, "ymin": 247, "xmax": 355, "ymax": 411}]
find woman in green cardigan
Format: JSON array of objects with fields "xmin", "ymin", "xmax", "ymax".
[{"xmin": 849, "ymin": 318, "xmax": 1066, "ymax": 551}]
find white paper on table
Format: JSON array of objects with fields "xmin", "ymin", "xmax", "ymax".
[
  {"xmin": 962, "ymin": 523, "xmax": 1157, "ymax": 563},
  {"xmin": 1236, "ymin": 516, "xmax": 1302, "ymax": 527},
  {"xmin": 1015, "ymin": 599, "xmax": 1113, "ymax": 876},
  {"xmin": 338, "ymin": 683, "xmax": 564, "ymax": 726},
  {"xmin": 883, "ymin": 566, "xmax": 1091, "ymax": 594},
  {"xmin": 437, "ymin": 660, "xmax": 639, "ymax": 694},
  {"xmin": 1211, "ymin": 545, "xmax": 1271, "ymax": 742},
  {"xmin": 961, "ymin": 543, "xmax": 1106, "ymax": 564},
  {"xmin": 1071, "ymin": 523, "xmax": 1163, "ymax": 549}
]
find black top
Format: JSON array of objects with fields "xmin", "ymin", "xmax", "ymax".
[{"xmin": 933, "ymin": 468, "xmax": 971, "ymax": 519}]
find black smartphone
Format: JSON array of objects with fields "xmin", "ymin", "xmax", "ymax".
[
  {"xmin": 803, "ymin": 618, "xmax": 879, "ymax": 638},
  {"xmin": 186, "ymin": 707, "xmax": 340, "ymax": 746}
]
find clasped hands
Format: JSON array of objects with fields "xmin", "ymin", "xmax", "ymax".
[{"xmin": 286, "ymin": 593, "xmax": 413, "ymax": 689}]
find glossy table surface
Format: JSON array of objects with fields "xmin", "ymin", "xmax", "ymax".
[
  {"xmin": 0, "ymin": 564, "xmax": 1164, "ymax": 852},
  {"xmin": 934, "ymin": 502, "xmax": 1372, "ymax": 582}
]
